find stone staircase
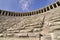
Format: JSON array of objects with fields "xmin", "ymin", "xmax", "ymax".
[
  {"xmin": 0, "ymin": 15, "xmax": 43, "ymax": 38},
  {"xmin": 0, "ymin": 2, "xmax": 60, "ymax": 40}
]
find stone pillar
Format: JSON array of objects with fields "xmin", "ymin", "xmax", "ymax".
[
  {"xmin": 42, "ymin": 8, "xmax": 44, "ymax": 12},
  {"xmin": 4, "ymin": 11, "xmax": 6, "ymax": 16},
  {"xmin": 21, "ymin": 13, "xmax": 22, "ymax": 16},
  {"xmin": 49, "ymin": 6, "xmax": 51, "ymax": 10},
  {"xmin": 20, "ymin": 13, "xmax": 21, "ymax": 16},
  {"xmin": 9, "ymin": 12, "xmax": 11, "ymax": 16},
  {"xmin": 52, "ymin": 5, "xmax": 54, "ymax": 9},
  {"xmin": 30, "ymin": 12, "xmax": 31, "ymax": 16},
  {"xmin": 46, "ymin": 7, "xmax": 47, "ymax": 11},
  {"xmin": 39, "ymin": 10, "xmax": 41, "ymax": 13},
  {"xmin": 7, "ymin": 12, "xmax": 9, "ymax": 16},
  {"xmin": 33, "ymin": 11, "xmax": 34, "ymax": 15},
  {"xmin": 1, "ymin": 11, "xmax": 3, "ymax": 15},
  {"xmin": 56, "ymin": 3, "xmax": 58, "ymax": 7},
  {"xmin": 12, "ymin": 13, "xmax": 14, "ymax": 16},
  {"xmin": 41, "ymin": 35, "xmax": 51, "ymax": 40}
]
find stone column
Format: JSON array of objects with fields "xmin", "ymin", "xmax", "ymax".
[
  {"xmin": 29, "ymin": 12, "xmax": 31, "ymax": 16},
  {"xmin": 49, "ymin": 6, "xmax": 51, "ymax": 10},
  {"xmin": 39, "ymin": 10, "xmax": 41, "ymax": 13},
  {"xmin": 4, "ymin": 11, "xmax": 6, "ymax": 16},
  {"xmin": 52, "ymin": 5, "xmax": 54, "ymax": 9},
  {"xmin": 46, "ymin": 7, "xmax": 47, "ymax": 11},
  {"xmin": 41, "ymin": 35, "xmax": 51, "ymax": 40},
  {"xmin": 1, "ymin": 11, "xmax": 3, "ymax": 15},
  {"xmin": 7, "ymin": 12, "xmax": 9, "ymax": 16},
  {"xmin": 56, "ymin": 3, "xmax": 58, "ymax": 7},
  {"xmin": 20, "ymin": 13, "xmax": 22, "ymax": 16},
  {"xmin": 9, "ymin": 13, "xmax": 11, "ymax": 16},
  {"xmin": 33, "ymin": 11, "xmax": 35, "ymax": 15},
  {"xmin": 12, "ymin": 13, "xmax": 14, "ymax": 16}
]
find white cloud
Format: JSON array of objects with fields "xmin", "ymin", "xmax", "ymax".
[
  {"xmin": 48, "ymin": 0, "xmax": 56, "ymax": 3},
  {"xmin": 19, "ymin": 0, "xmax": 33, "ymax": 12}
]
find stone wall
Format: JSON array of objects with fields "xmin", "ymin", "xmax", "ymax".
[{"xmin": 0, "ymin": 0, "xmax": 60, "ymax": 40}]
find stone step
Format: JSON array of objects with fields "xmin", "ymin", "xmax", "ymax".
[
  {"xmin": 0, "ymin": 33, "xmax": 4, "ymax": 37},
  {"xmin": 6, "ymin": 30, "xmax": 20, "ymax": 33},
  {"xmin": 28, "ymin": 33, "xmax": 39, "ymax": 37},
  {"xmin": 20, "ymin": 29, "xmax": 32, "ymax": 33},
  {"xmin": 41, "ymin": 35, "xmax": 51, "ymax": 40},
  {"xmin": 50, "ymin": 25, "xmax": 60, "ymax": 32},
  {"xmin": 6, "ymin": 33, "xmax": 14, "ymax": 37},
  {"xmin": 14, "ymin": 33, "xmax": 28, "ymax": 37},
  {"xmin": 33, "ymin": 28, "xmax": 41, "ymax": 32}
]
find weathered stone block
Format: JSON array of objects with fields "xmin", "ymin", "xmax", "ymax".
[
  {"xmin": 14, "ymin": 33, "xmax": 27, "ymax": 37},
  {"xmin": 50, "ymin": 30, "xmax": 60, "ymax": 40},
  {"xmin": 41, "ymin": 35, "xmax": 51, "ymax": 40}
]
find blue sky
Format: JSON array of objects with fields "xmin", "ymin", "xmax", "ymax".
[{"xmin": 0, "ymin": 0, "xmax": 57, "ymax": 12}]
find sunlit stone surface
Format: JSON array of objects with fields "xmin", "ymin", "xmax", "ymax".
[{"xmin": 0, "ymin": 0, "xmax": 60, "ymax": 40}]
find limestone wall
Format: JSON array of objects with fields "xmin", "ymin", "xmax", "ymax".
[{"xmin": 0, "ymin": 0, "xmax": 60, "ymax": 40}]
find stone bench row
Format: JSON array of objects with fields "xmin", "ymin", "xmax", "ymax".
[{"xmin": 0, "ymin": 33, "xmax": 41, "ymax": 37}]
